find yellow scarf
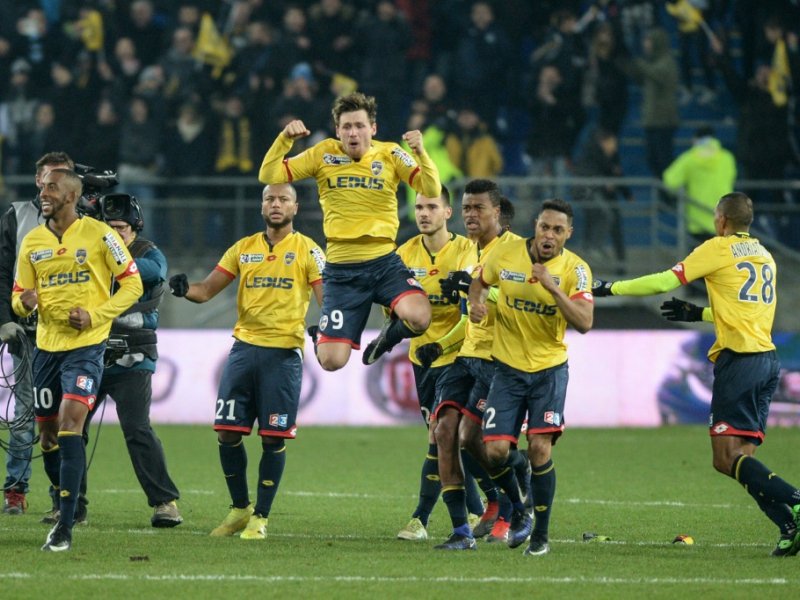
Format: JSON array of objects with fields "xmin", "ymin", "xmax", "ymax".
[
  {"xmin": 769, "ymin": 39, "xmax": 790, "ymax": 107},
  {"xmin": 216, "ymin": 118, "xmax": 253, "ymax": 172}
]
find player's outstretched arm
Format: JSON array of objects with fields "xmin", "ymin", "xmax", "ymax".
[
  {"xmin": 403, "ymin": 129, "xmax": 441, "ymax": 199},
  {"xmin": 592, "ymin": 269, "xmax": 682, "ymax": 298},
  {"xmin": 660, "ymin": 297, "xmax": 713, "ymax": 322},
  {"xmin": 170, "ymin": 270, "xmax": 231, "ymax": 304}
]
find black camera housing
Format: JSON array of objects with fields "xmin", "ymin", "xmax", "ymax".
[
  {"xmin": 75, "ymin": 163, "xmax": 119, "ymax": 218},
  {"xmin": 101, "ymin": 193, "xmax": 144, "ymax": 232}
]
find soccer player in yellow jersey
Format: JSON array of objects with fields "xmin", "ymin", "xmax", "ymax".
[
  {"xmin": 394, "ymin": 185, "xmax": 486, "ymax": 541},
  {"xmin": 258, "ymin": 92, "xmax": 440, "ymax": 371},
  {"xmin": 12, "ymin": 168, "xmax": 143, "ymax": 551},
  {"xmin": 169, "ymin": 183, "xmax": 324, "ymax": 541},
  {"xmin": 593, "ymin": 192, "xmax": 800, "ymax": 556},
  {"xmin": 470, "ymin": 198, "xmax": 594, "ymax": 556},
  {"xmin": 429, "ymin": 179, "xmax": 526, "ymax": 550}
]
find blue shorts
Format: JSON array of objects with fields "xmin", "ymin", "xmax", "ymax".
[
  {"xmin": 484, "ymin": 360, "xmax": 568, "ymax": 444},
  {"xmin": 709, "ymin": 349, "xmax": 780, "ymax": 445},
  {"xmin": 412, "ymin": 363, "xmax": 450, "ymax": 427},
  {"xmin": 214, "ymin": 341, "xmax": 302, "ymax": 439},
  {"xmin": 32, "ymin": 343, "xmax": 105, "ymax": 421},
  {"xmin": 317, "ymin": 252, "xmax": 425, "ymax": 348},
  {"xmin": 433, "ymin": 356, "xmax": 495, "ymax": 424}
]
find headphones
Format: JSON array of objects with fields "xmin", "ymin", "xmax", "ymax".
[{"xmin": 100, "ymin": 193, "xmax": 144, "ymax": 232}]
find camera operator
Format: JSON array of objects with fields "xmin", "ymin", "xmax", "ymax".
[
  {"xmin": 0, "ymin": 152, "xmax": 74, "ymax": 516},
  {"xmin": 92, "ymin": 193, "xmax": 183, "ymax": 527}
]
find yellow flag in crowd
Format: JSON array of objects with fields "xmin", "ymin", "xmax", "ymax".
[
  {"xmin": 769, "ymin": 38, "xmax": 790, "ymax": 107},
  {"xmin": 194, "ymin": 13, "xmax": 232, "ymax": 78},
  {"xmin": 79, "ymin": 9, "xmax": 104, "ymax": 52}
]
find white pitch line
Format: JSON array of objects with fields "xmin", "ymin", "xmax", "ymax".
[
  {"xmin": 94, "ymin": 488, "xmax": 754, "ymax": 510},
  {"xmin": 0, "ymin": 572, "xmax": 792, "ymax": 585}
]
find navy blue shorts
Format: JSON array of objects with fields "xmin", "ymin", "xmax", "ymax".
[
  {"xmin": 433, "ymin": 356, "xmax": 495, "ymax": 424},
  {"xmin": 484, "ymin": 360, "xmax": 568, "ymax": 444},
  {"xmin": 317, "ymin": 252, "xmax": 425, "ymax": 348},
  {"xmin": 214, "ymin": 341, "xmax": 302, "ymax": 439},
  {"xmin": 709, "ymin": 349, "xmax": 780, "ymax": 445},
  {"xmin": 412, "ymin": 362, "xmax": 450, "ymax": 427},
  {"xmin": 32, "ymin": 342, "xmax": 105, "ymax": 421}
]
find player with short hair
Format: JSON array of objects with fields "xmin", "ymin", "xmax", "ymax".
[
  {"xmin": 13, "ymin": 168, "xmax": 143, "ymax": 551},
  {"xmin": 431, "ymin": 179, "xmax": 527, "ymax": 550},
  {"xmin": 593, "ymin": 192, "xmax": 800, "ymax": 556},
  {"xmin": 0, "ymin": 151, "xmax": 74, "ymax": 516},
  {"xmin": 258, "ymin": 92, "xmax": 441, "ymax": 371},
  {"xmin": 169, "ymin": 183, "xmax": 324, "ymax": 540},
  {"xmin": 469, "ymin": 198, "xmax": 594, "ymax": 556},
  {"xmin": 394, "ymin": 185, "xmax": 487, "ymax": 541}
]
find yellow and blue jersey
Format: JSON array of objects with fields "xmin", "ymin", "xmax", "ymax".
[
  {"xmin": 397, "ymin": 232, "xmax": 472, "ymax": 367},
  {"xmin": 12, "ymin": 216, "xmax": 142, "ymax": 352},
  {"xmin": 259, "ymin": 135, "xmax": 441, "ymax": 263},
  {"xmin": 673, "ymin": 233, "xmax": 776, "ymax": 361},
  {"xmin": 481, "ymin": 239, "xmax": 593, "ymax": 372},
  {"xmin": 216, "ymin": 231, "xmax": 324, "ymax": 350},
  {"xmin": 459, "ymin": 231, "xmax": 522, "ymax": 361}
]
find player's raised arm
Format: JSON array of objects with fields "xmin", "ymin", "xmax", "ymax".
[
  {"xmin": 402, "ymin": 129, "xmax": 441, "ymax": 199},
  {"xmin": 258, "ymin": 119, "xmax": 311, "ymax": 184}
]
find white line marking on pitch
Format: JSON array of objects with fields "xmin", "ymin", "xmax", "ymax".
[{"xmin": 0, "ymin": 573, "xmax": 792, "ymax": 585}]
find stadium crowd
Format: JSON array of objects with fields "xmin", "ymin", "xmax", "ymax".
[{"xmin": 1, "ymin": 0, "xmax": 798, "ymax": 199}]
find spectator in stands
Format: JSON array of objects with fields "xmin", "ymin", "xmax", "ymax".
[
  {"xmin": 234, "ymin": 20, "xmax": 278, "ymax": 99},
  {"xmin": 159, "ymin": 26, "xmax": 203, "ymax": 113},
  {"xmin": 663, "ymin": 126, "xmax": 737, "ymax": 243},
  {"xmin": 121, "ymin": 0, "xmax": 167, "ymax": 67},
  {"xmin": 666, "ymin": 0, "xmax": 717, "ymax": 105},
  {"xmin": 0, "ymin": 58, "xmax": 39, "ymax": 175},
  {"xmin": 573, "ymin": 127, "xmax": 632, "ymax": 272},
  {"xmin": 445, "ymin": 105, "xmax": 503, "ymax": 178},
  {"xmin": 309, "ymin": 0, "xmax": 357, "ymax": 78},
  {"xmin": 268, "ymin": 62, "xmax": 330, "ymax": 147},
  {"xmin": 452, "ymin": 1, "xmax": 511, "ymax": 132},
  {"xmin": 526, "ymin": 64, "xmax": 580, "ymax": 200},
  {"xmin": 410, "ymin": 73, "xmax": 455, "ymax": 131},
  {"xmin": 354, "ymin": 1, "xmax": 412, "ymax": 141},
  {"xmin": 586, "ymin": 21, "xmax": 630, "ymax": 136},
  {"xmin": 82, "ymin": 98, "xmax": 121, "ymax": 173},
  {"xmin": 273, "ymin": 5, "xmax": 314, "ymax": 85},
  {"xmin": 11, "ymin": 7, "xmax": 62, "ymax": 90},
  {"xmin": 618, "ymin": 27, "xmax": 679, "ymax": 178}
]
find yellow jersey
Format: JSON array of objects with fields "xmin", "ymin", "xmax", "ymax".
[
  {"xmin": 480, "ymin": 239, "xmax": 593, "ymax": 372},
  {"xmin": 459, "ymin": 231, "xmax": 522, "ymax": 360},
  {"xmin": 258, "ymin": 134, "xmax": 441, "ymax": 263},
  {"xmin": 397, "ymin": 232, "xmax": 472, "ymax": 367},
  {"xmin": 216, "ymin": 231, "xmax": 324, "ymax": 350},
  {"xmin": 12, "ymin": 216, "xmax": 142, "ymax": 352},
  {"xmin": 672, "ymin": 233, "xmax": 776, "ymax": 361}
]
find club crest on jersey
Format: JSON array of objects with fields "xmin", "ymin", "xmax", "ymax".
[
  {"xmin": 240, "ymin": 253, "xmax": 264, "ymax": 264},
  {"xmin": 544, "ymin": 411, "xmax": 561, "ymax": 426},
  {"xmin": 323, "ymin": 153, "xmax": 352, "ymax": 165},
  {"xmin": 269, "ymin": 413, "xmax": 288, "ymax": 427},
  {"xmin": 500, "ymin": 269, "xmax": 526, "ymax": 283},
  {"xmin": 30, "ymin": 249, "xmax": 53, "ymax": 263},
  {"xmin": 371, "ymin": 161, "xmax": 383, "ymax": 176},
  {"xmin": 76, "ymin": 375, "xmax": 94, "ymax": 393},
  {"xmin": 75, "ymin": 248, "xmax": 87, "ymax": 265},
  {"xmin": 284, "ymin": 252, "xmax": 296, "ymax": 265},
  {"xmin": 410, "ymin": 267, "xmax": 427, "ymax": 279}
]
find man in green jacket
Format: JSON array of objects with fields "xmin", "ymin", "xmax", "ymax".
[{"xmin": 664, "ymin": 126, "xmax": 737, "ymax": 242}]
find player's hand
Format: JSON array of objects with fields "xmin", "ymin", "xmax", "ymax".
[
  {"xmin": 282, "ymin": 119, "xmax": 311, "ymax": 140},
  {"xmin": 68, "ymin": 307, "xmax": 92, "ymax": 331},
  {"xmin": 19, "ymin": 288, "xmax": 37, "ymax": 311},
  {"xmin": 402, "ymin": 130, "xmax": 424, "ymax": 155},
  {"xmin": 0, "ymin": 322, "xmax": 25, "ymax": 355},
  {"xmin": 415, "ymin": 343, "xmax": 443, "ymax": 369},
  {"xmin": 469, "ymin": 302, "xmax": 488, "ymax": 323},
  {"xmin": 660, "ymin": 297, "xmax": 703, "ymax": 322},
  {"xmin": 169, "ymin": 274, "xmax": 189, "ymax": 297},
  {"xmin": 439, "ymin": 271, "xmax": 472, "ymax": 305},
  {"xmin": 592, "ymin": 279, "xmax": 615, "ymax": 297}
]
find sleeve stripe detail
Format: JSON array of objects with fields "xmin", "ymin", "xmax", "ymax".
[
  {"xmin": 408, "ymin": 166, "xmax": 420, "ymax": 186},
  {"xmin": 283, "ymin": 159, "xmax": 293, "ymax": 182},
  {"xmin": 672, "ymin": 263, "xmax": 689, "ymax": 285},
  {"xmin": 214, "ymin": 265, "xmax": 236, "ymax": 279}
]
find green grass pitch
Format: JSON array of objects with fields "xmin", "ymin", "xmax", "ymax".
[{"xmin": 2, "ymin": 424, "xmax": 799, "ymax": 598}]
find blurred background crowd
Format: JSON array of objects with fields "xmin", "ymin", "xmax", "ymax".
[{"xmin": 0, "ymin": 0, "xmax": 799, "ymax": 258}]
